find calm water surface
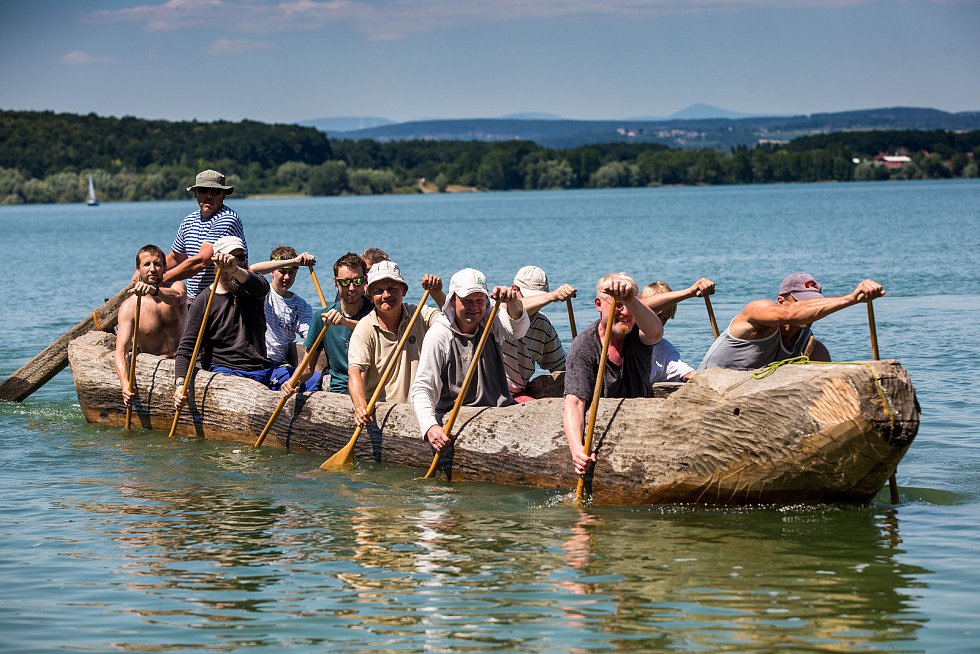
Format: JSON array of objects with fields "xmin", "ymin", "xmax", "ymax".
[{"xmin": 1, "ymin": 181, "xmax": 979, "ymax": 652}]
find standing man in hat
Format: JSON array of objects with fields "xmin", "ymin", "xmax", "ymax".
[
  {"xmin": 411, "ymin": 268, "xmax": 529, "ymax": 453},
  {"xmin": 698, "ymin": 273, "xmax": 885, "ymax": 371},
  {"xmin": 347, "ymin": 261, "xmax": 446, "ymax": 425},
  {"xmin": 164, "ymin": 169, "xmax": 247, "ymax": 302},
  {"xmin": 502, "ymin": 265, "xmax": 576, "ymax": 402}
]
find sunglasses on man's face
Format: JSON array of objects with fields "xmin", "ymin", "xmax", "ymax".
[
  {"xmin": 279, "ymin": 266, "xmax": 299, "ymax": 272},
  {"xmin": 336, "ymin": 276, "xmax": 366, "ymax": 288},
  {"xmin": 197, "ymin": 189, "xmax": 222, "ymax": 197}
]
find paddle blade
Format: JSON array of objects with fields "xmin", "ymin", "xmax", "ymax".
[{"xmin": 319, "ymin": 426, "xmax": 362, "ymax": 469}]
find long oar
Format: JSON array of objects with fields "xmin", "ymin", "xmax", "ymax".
[
  {"xmin": 704, "ymin": 294, "xmax": 720, "ymax": 339},
  {"xmin": 566, "ymin": 298, "xmax": 578, "ymax": 338},
  {"xmin": 866, "ymin": 297, "xmax": 899, "ymax": 503},
  {"xmin": 168, "ymin": 275, "xmax": 220, "ymax": 438},
  {"xmin": 320, "ymin": 290, "xmax": 432, "ymax": 469},
  {"xmin": 253, "ymin": 324, "xmax": 330, "ymax": 448},
  {"xmin": 309, "ymin": 266, "xmax": 328, "ymax": 308},
  {"xmin": 424, "ymin": 300, "xmax": 502, "ymax": 479},
  {"xmin": 124, "ymin": 293, "xmax": 142, "ymax": 430},
  {"xmin": 575, "ymin": 297, "xmax": 618, "ymax": 504}
]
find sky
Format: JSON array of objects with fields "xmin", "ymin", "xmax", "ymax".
[{"xmin": 1, "ymin": 0, "xmax": 978, "ymax": 125}]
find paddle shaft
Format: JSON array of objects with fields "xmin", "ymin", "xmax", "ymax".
[
  {"xmin": 253, "ymin": 322, "xmax": 330, "ymax": 447},
  {"xmin": 168, "ymin": 275, "xmax": 220, "ymax": 438},
  {"xmin": 424, "ymin": 301, "xmax": 502, "ymax": 479},
  {"xmin": 704, "ymin": 294, "xmax": 720, "ymax": 339},
  {"xmin": 566, "ymin": 298, "xmax": 578, "ymax": 339},
  {"xmin": 865, "ymin": 297, "xmax": 898, "ymax": 503},
  {"xmin": 124, "ymin": 293, "xmax": 142, "ymax": 430},
  {"xmin": 309, "ymin": 266, "xmax": 328, "ymax": 308},
  {"xmin": 576, "ymin": 298, "xmax": 618, "ymax": 503},
  {"xmin": 320, "ymin": 290, "xmax": 432, "ymax": 469}
]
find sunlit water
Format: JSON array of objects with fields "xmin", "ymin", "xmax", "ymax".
[{"xmin": 1, "ymin": 181, "xmax": 978, "ymax": 652}]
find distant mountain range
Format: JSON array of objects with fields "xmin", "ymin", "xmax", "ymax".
[{"xmin": 298, "ymin": 106, "xmax": 980, "ymax": 150}]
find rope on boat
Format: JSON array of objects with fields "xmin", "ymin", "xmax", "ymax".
[
  {"xmin": 751, "ymin": 356, "xmax": 895, "ymax": 431},
  {"xmin": 92, "ymin": 309, "xmax": 104, "ymax": 332}
]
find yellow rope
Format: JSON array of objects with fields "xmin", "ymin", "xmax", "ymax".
[
  {"xmin": 92, "ymin": 310, "xmax": 104, "ymax": 332},
  {"xmin": 751, "ymin": 356, "xmax": 894, "ymax": 431}
]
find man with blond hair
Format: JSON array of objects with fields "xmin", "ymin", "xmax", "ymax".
[
  {"xmin": 562, "ymin": 273, "xmax": 664, "ymax": 476},
  {"xmin": 639, "ymin": 277, "xmax": 715, "ymax": 383}
]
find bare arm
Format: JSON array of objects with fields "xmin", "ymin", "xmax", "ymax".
[
  {"xmin": 421, "ymin": 274, "xmax": 446, "ymax": 308},
  {"xmin": 348, "ymin": 367, "xmax": 371, "ymax": 427},
  {"xmin": 563, "ymin": 394, "xmax": 594, "ymax": 476},
  {"xmin": 113, "ymin": 298, "xmax": 136, "ymax": 406},
  {"xmin": 520, "ymin": 284, "xmax": 577, "ymax": 314},
  {"xmin": 640, "ymin": 278, "xmax": 715, "ymax": 311},
  {"xmin": 250, "ymin": 252, "xmax": 317, "ymax": 275},
  {"xmin": 730, "ymin": 279, "xmax": 885, "ymax": 340},
  {"xmin": 164, "ymin": 242, "xmax": 215, "ymax": 283}
]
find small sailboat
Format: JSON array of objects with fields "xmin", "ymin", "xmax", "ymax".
[{"xmin": 86, "ymin": 175, "xmax": 99, "ymax": 206}]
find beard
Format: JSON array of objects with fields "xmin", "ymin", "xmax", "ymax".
[{"xmin": 218, "ymin": 268, "xmax": 240, "ymax": 293}]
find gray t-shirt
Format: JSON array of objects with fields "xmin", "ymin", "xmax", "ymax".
[
  {"xmin": 563, "ymin": 320, "xmax": 652, "ymax": 404},
  {"xmin": 698, "ymin": 325, "xmax": 813, "ymax": 372}
]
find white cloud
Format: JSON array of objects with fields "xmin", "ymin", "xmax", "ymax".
[
  {"xmin": 59, "ymin": 50, "xmax": 115, "ymax": 65},
  {"xmin": 204, "ymin": 38, "xmax": 275, "ymax": 55},
  {"xmin": 86, "ymin": 0, "xmax": 874, "ymax": 40}
]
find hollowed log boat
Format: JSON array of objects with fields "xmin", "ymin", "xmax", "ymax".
[{"xmin": 68, "ymin": 331, "xmax": 919, "ymax": 506}]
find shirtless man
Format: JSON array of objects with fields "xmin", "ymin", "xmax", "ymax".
[{"xmin": 114, "ymin": 244, "xmax": 187, "ymax": 406}]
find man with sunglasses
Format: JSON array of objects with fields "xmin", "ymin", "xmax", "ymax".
[
  {"xmin": 638, "ymin": 278, "xmax": 715, "ymax": 383},
  {"xmin": 250, "ymin": 245, "xmax": 319, "ymax": 388},
  {"xmin": 304, "ymin": 252, "xmax": 374, "ymax": 393},
  {"xmin": 163, "ymin": 169, "xmax": 247, "ymax": 301}
]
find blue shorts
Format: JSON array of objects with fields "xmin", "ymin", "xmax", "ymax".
[{"xmin": 209, "ymin": 364, "xmax": 322, "ymax": 393}]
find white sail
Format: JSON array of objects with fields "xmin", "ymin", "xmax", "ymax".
[{"xmin": 86, "ymin": 175, "xmax": 99, "ymax": 206}]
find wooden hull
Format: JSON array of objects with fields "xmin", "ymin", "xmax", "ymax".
[{"xmin": 68, "ymin": 331, "xmax": 919, "ymax": 506}]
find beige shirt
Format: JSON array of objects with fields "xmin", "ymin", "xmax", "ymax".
[{"xmin": 348, "ymin": 303, "xmax": 441, "ymax": 404}]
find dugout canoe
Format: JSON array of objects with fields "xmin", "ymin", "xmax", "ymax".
[{"xmin": 68, "ymin": 331, "xmax": 919, "ymax": 506}]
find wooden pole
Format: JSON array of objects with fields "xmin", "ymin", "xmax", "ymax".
[
  {"xmin": 576, "ymin": 297, "xmax": 618, "ymax": 504},
  {"xmin": 320, "ymin": 290, "xmax": 432, "ymax": 469},
  {"xmin": 168, "ymin": 276, "xmax": 220, "ymax": 438},
  {"xmin": 254, "ymin": 323, "xmax": 329, "ymax": 448},
  {"xmin": 424, "ymin": 301, "xmax": 501, "ymax": 479},
  {"xmin": 309, "ymin": 266, "xmax": 328, "ymax": 308},
  {"xmin": 704, "ymin": 294, "xmax": 720, "ymax": 339},
  {"xmin": 124, "ymin": 294, "xmax": 142, "ymax": 430},
  {"xmin": 866, "ymin": 297, "xmax": 898, "ymax": 503},
  {"xmin": 566, "ymin": 298, "xmax": 578, "ymax": 339},
  {"xmin": 0, "ymin": 285, "xmax": 131, "ymax": 402}
]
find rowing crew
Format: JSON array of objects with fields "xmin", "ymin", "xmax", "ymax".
[{"xmin": 115, "ymin": 239, "xmax": 883, "ymax": 476}]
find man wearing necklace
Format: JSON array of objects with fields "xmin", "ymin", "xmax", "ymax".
[{"xmin": 304, "ymin": 252, "xmax": 373, "ymax": 393}]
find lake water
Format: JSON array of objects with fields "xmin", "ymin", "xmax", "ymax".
[{"xmin": 1, "ymin": 181, "xmax": 978, "ymax": 652}]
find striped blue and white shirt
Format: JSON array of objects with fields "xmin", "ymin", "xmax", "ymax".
[{"xmin": 172, "ymin": 205, "xmax": 247, "ymax": 300}]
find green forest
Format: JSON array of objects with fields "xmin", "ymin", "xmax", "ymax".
[{"xmin": 2, "ymin": 110, "xmax": 978, "ymax": 204}]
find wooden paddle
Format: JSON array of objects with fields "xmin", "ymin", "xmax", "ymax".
[
  {"xmin": 866, "ymin": 296, "xmax": 898, "ymax": 503},
  {"xmin": 424, "ymin": 300, "xmax": 502, "ymax": 479},
  {"xmin": 320, "ymin": 290, "xmax": 432, "ymax": 469},
  {"xmin": 575, "ymin": 296, "xmax": 618, "ymax": 504},
  {"xmin": 253, "ymin": 323, "xmax": 330, "ymax": 448},
  {"xmin": 124, "ymin": 293, "xmax": 142, "ymax": 430},
  {"xmin": 566, "ymin": 298, "xmax": 578, "ymax": 338},
  {"xmin": 309, "ymin": 265, "xmax": 328, "ymax": 308},
  {"xmin": 704, "ymin": 294, "xmax": 720, "ymax": 339},
  {"xmin": 0, "ymin": 285, "xmax": 131, "ymax": 402},
  {"xmin": 168, "ymin": 275, "xmax": 220, "ymax": 438}
]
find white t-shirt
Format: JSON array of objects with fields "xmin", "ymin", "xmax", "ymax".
[
  {"xmin": 649, "ymin": 338, "xmax": 694, "ymax": 383},
  {"xmin": 263, "ymin": 290, "xmax": 312, "ymax": 363}
]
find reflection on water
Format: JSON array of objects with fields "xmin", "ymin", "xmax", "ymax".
[{"xmin": 31, "ymin": 432, "xmax": 929, "ymax": 652}]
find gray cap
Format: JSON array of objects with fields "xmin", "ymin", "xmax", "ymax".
[
  {"xmin": 368, "ymin": 260, "xmax": 409, "ymax": 292},
  {"xmin": 187, "ymin": 169, "xmax": 234, "ymax": 193}
]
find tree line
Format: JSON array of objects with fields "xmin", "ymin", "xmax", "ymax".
[{"xmin": 1, "ymin": 110, "xmax": 978, "ymax": 204}]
